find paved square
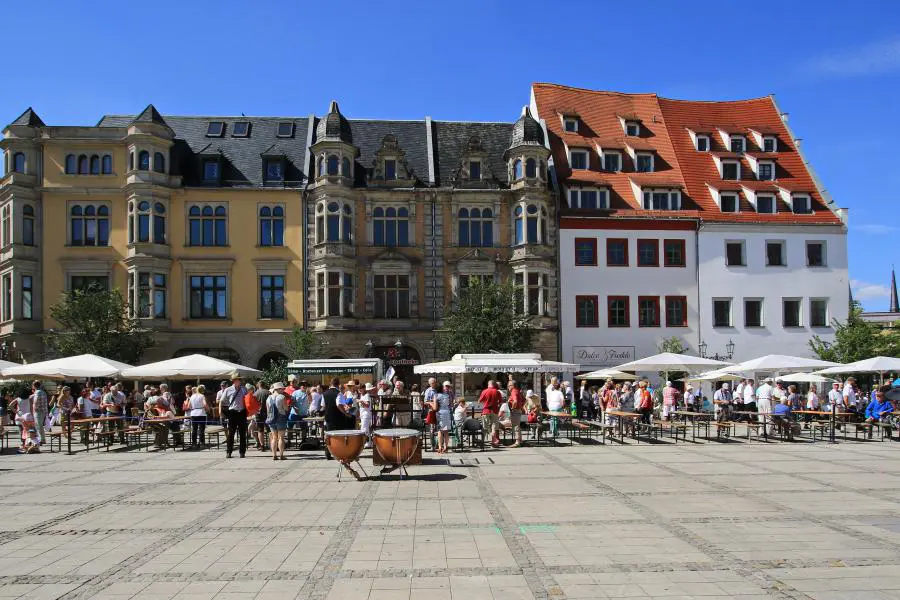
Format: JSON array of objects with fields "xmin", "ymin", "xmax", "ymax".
[{"xmin": 1, "ymin": 440, "xmax": 900, "ymax": 599}]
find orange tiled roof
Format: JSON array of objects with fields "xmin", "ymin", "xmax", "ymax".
[{"xmin": 532, "ymin": 82, "xmax": 842, "ymax": 225}]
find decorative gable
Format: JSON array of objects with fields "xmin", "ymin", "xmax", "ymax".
[
  {"xmin": 370, "ymin": 134, "xmax": 416, "ymax": 185},
  {"xmin": 451, "ymin": 136, "xmax": 500, "ymax": 189}
]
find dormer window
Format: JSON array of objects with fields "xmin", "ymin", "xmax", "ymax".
[
  {"xmin": 635, "ymin": 153, "xmax": 653, "ymax": 173},
  {"xmin": 642, "ymin": 189, "xmax": 681, "ymax": 211},
  {"xmin": 569, "ymin": 149, "xmax": 589, "ymax": 170},
  {"xmin": 758, "ymin": 161, "xmax": 774, "ymax": 181},
  {"xmin": 569, "ymin": 187, "xmax": 608, "ymax": 209},
  {"xmin": 232, "ymin": 121, "xmax": 250, "ymax": 137},
  {"xmin": 206, "ymin": 122, "xmax": 225, "ymax": 137},
  {"xmin": 625, "ymin": 121, "xmax": 640, "ymax": 136},
  {"xmin": 202, "ymin": 159, "xmax": 220, "ymax": 183},
  {"xmin": 264, "ymin": 159, "xmax": 283, "ymax": 183},
  {"xmin": 720, "ymin": 193, "xmax": 739, "ymax": 213},
  {"xmin": 722, "ymin": 160, "xmax": 740, "ymax": 181},
  {"xmin": 603, "ymin": 152, "xmax": 621, "ymax": 172},
  {"xmin": 564, "ymin": 117, "xmax": 579, "ymax": 133},
  {"xmin": 384, "ymin": 159, "xmax": 396, "ymax": 181},
  {"xmin": 469, "ymin": 160, "xmax": 481, "ymax": 181},
  {"xmin": 763, "ymin": 136, "xmax": 777, "ymax": 152},
  {"xmin": 757, "ymin": 195, "xmax": 776, "ymax": 214},
  {"xmin": 696, "ymin": 135, "xmax": 710, "ymax": 152},
  {"xmin": 730, "ymin": 135, "xmax": 745, "ymax": 153},
  {"xmin": 276, "ymin": 122, "xmax": 294, "ymax": 138},
  {"xmin": 792, "ymin": 194, "xmax": 812, "ymax": 214}
]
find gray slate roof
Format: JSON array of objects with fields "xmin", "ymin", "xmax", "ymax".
[
  {"xmin": 432, "ymin": 121, "xmax": 513, "ymax": 187},
  {"xmin": 9, "ymin": 108, "xmax": 45, "ymax": 127},
  {"xmin": 335, "ymin": 120, "xmax": 430, "ymax": 187},
  {"xmin": 98, "ymin": 114, "xmax": 310, "ymax": 187}
]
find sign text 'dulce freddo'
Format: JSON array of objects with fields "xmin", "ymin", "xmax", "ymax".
[{"xmin": 573, "ymin": 346, "xmax": 635, "ymax": 367}]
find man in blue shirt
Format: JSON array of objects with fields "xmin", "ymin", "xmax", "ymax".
[
  {"xmin": 865, "ymin": 388, "xmax": 894, "ymax": 423},
  {"xmin": 289, "ymin": 381, "xmax": 309, "ymax": 443}
]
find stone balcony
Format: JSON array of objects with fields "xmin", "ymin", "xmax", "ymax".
[
  {"xmin": 510, "ymin": 244, "xmax": 554, "ymax": 262},
  {"xmin": 312, "ymin": 242, "xmax": 357, "ymax": 260}
]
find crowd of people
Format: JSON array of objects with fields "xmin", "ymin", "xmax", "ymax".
[{"xmin": 4, "ymin": 370, "xmax": 898, "ymax": 455}]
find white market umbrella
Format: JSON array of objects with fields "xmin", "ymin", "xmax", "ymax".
[
  {"xmin": 614, "ymin": 352, "xmax": 732, "ymax": 373},
  {"xmin": 683, "ymin": 367, "xmax": 745, "ymax": 382},
  {"xmin": 120, "ymin": 354, "xmax": 261, "ymax": 380},
  {"xmin": 779, "ymin": 372, "xmax": 835, "ymax": 384},
  {"xmin": 414, "ymin": 353, "xmax": 580, "ymax": 374},
  {"xmin": 576, "ymin": 368, "xmax": 637, "ymax": 380},
  {"xmin": 814, "ymin": 356, "xmax": 900, "ymax": 376},
  {"xmin": 0, "ymin": 359, "xmax": 22, "ymax": 371},
  {"xmin": 728, "ymin": 354, "xmax": 839, "ymax": 373},
  {"xmin": 1, "ymin": 353, "xmax": 132, "ymax": 379}
]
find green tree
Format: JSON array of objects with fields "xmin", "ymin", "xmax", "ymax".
[
  {"xmin": 657, "ymin": 336, "xmax": 688, "ymax": 381},
  {"xmin": 261, "ymin": 325, "xmax": 325, "ymax": 385},
  {"xmin": 437, "ymin": 278, "xmax": 533, "ymax": 356},
  {"xmin": 45, "ymin": 285, "xmax": 154, "ymax": 364},
  {"xmin": 809, "ymin": 301, "xmax": 888, "ymax": 363}
]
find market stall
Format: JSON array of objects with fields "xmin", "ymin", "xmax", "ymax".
[{"xmin": 285, "ymin": 358, "xmax": 383, "ymax": 387}]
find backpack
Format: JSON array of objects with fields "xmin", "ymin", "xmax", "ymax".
[
  {"xmin": 265, "ymin": 394, "xmax": 282, "ymax": 425},
  {"xmin": 244, "ymin": 392, "xmax": 260, "ymax": 417}
]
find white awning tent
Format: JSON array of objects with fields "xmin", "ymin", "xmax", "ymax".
[
  {"xmin": 119, "ymin": 354, "xmax": 261, "ymax": 380},
  {"xmin": 613, "ymin": 352, "xmax": 732, "ymax": 373},
  {"xmin": 814, "ymin": 356, "xmax": 900, "ymax": 376},
  {"xmin": 576, "ymin": 368, "xmax": 637, "ymax": 380},
  {"xmin": 0, "ymin": 359, "xmax": 22, "ymax": 372},
  {"xmin": 778, "ymin": 372, "xmax": 836, "ymax": 384},
  {"xmin": 414, "ymin": 353, "xmax": 580, "ymax": 374},
  {"xmin": 727, "ymin": 354, "xmax": 839, "ymax": 374},
  {"xmin": 683, "ymin": 367, "xmax": 745, "ymax": 382},
  {"xmin": 2, "ymin": 354, "xmax": 133, "ymax": 380}
]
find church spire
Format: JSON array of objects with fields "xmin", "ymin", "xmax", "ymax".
[{"xmin": 890, "ymin": 266, "xmax": 899, "ymax": 313}]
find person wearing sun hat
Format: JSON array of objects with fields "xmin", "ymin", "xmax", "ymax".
[{"xmin": 221, "ymin": 371, "xmax": 248, "ymax": 458}]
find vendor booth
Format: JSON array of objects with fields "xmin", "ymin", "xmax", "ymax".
[{"xmin": 286, "ymin": 358, "xmax": 384, "ymax": 387}]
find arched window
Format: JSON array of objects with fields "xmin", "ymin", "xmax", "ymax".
[
  {"xmin": 326, "ymin": 155, "xmax": 339, "ymax": 176},
  {"xmin": 373, "ymin": 206, "xmax": 410, "ymax": 247},
  {"xmin": 101, "ymin": 154, "xmax": 112, "ymax": 174},
  {"xmin": 12, "ymin": 153, "xmax": 25, "ymax": 174},
  {"xmin": 514, "ymin": 205, "xmax": 524, "ymax": 245},
  {"xmin": 153, "ymin": 152, "xmax": 165, "ymax": 173},
  {"xmin": 525, "ymin": 158, "xmax": 536, "ymax": 178},
  {"xmin": 316, "ymin": 202, "xmax": 352, "ymax": 244},
  {"xmin": 138, "ymin": 150, "xmax": 150, "ymax": 171},
  {"xmin": 90, "ymin": 155, "xmax": 100, "ymax": 175},
  {"xmin": 457, "ymin": 207, "xmax": 493, "ymax": 247},
  {"xmin": 342, "ymin": 157, "xmax": 351, "ymax": 178},
  {"xmin": 22, "ymin": 205, "xmax": 34, "ymax": 246},
  {"xmin": 188, "ymin": 204, "xmax": 227, "ymax": 246},
  {"xmin": 78, "ymin": 154, "xmax": 88, "ymax": 174},
  {"xmin": 70, "ymin": 204, "xmax": 110, "ymax": 246},
  {"xmin": 526, "ymin": 204, "xmax": 539, "ymax": 243},
  {"xmin": 513, "ymin": 159, "xmax": 523, "ymax": 180},
  {"xmin": 65, "ymin": 154, "xmax": 76, "ymax": 174},
  {"xmin": 153, "ymin": 202, "xmax": 166, "ymax": 244},
  {"xmin": 137, "ymin": 200, "xmax": 151, "ymax": 242},
  {"xmin": 513, "ymin": 202, "xmax": 546, "ymax": 245},
  {"xmin": 259, "ymin": 205, "xmax": 285, "ymax": 246}
]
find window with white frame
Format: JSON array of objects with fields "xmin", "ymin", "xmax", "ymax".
[
  {"xmin": 766, "ymin": 240, "xmax": 786, "ymax": 267},
  {"xmin": 635, "ymin": 153, "xmax": 653, "ymax": 173},
  {"xmin": 744, "ymin": 298, "xmax": 763, "ymax": 327},
  {"xmin": 564, "ymin": 117, "xmax": 578, "ymax": 133},
  {"xmin": 713, "ymin": 298, "xmax": 733, "ymax": 327},
  {"xmin": 763, "ymin": 136, "xmax": 777, "ymax": 152},
  {"xmin": 603, "ymin": 151, "xmax": 621, "ymax": 172},
  {"xmin": 457, "ymin": 207, "xmax": 493, "ymax": 247},
  {"xmin": 373, "ymin": 206, "xmax": 410, "ymax": 247},
  {"xmin": 187, "ymin": 204, "xmax": 226, "ymax": 246},
  {"xmin": 129, "ymin": 272, "xmax": 167, "ymax": 319},
  {"xmin": 806, "ymin": 241, "xmax": 826, "ymax": 267},
  {"xmin": 569, "ymin": 149, "xmax": 589, "ymax": 170},
  {"xmin": 129, "ymin": 200, "xmax": 166, "ymax": 245},
  {"xmin": 70, "ymin": 204, "xmax": 110, "ymax": 246},
  {"xmin": 792, "ymin": 194, "xmax": 812, "ymax": 214},
  {"xmin": 625, "ymin": 120, "xmax": 640, "ymax": 136},
  {"xmin": 720, "ymin": 193, "xmax": 739, "ymax": 213},
  {"xmin": 642, "ymin": 190, "xmax": 681, "ymax": 211},
  {"xmin": 725, "ymin": 240, "xmax": 745, "ymax": 266},
  {"xmin": 513, "ymin": 202, "xmax": 548, "ymax": 245},
  {"xmin": 810, "ymin": 298, "xmax": 828, "ymax": 327},
  {"xmin": 721, "ymin": 160, "xmax": 740, "ymax": 180},
  {"xmin": 315, "ymin": 201, "xmax": 352, "ymax": 244},
  {"xmin": 315, "ymin": 271, "xmax": 354, "ymax": 317},
  {"xmin": 756, "ymin": 195, "xmax": 776, "ymax": 214},
  {"xmin": 568, "ymin": 188, "xmax": 608, "ymax": 209},
  {"xmin": 514, "ymin": 271, "xmax": 549, "ymax": 316},
  {"xmin": 783, "ymin": 298, "xmax": 802, "ymax": 327},
  {"xmin": 758, "ymin": 161, "xmax": 774, "ymax": 181},
  {"xmin": 696, "ymin": 135, "xmax": 710, "ymax": 152},
  {"xmin": 373, "ymin": 274, "xmax": 409, "ymax": 318},
  {"xmin": 730, "ymin": 135, "xmax": 745, "ymax": 152}
]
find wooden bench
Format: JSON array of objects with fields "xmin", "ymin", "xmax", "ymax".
[
  {"xmin": 745, "ymin": 422, "xmax": 765, "ymax": 443},
  {"xmin": 658, "ymin": 421, "xmax": 687, "ymax": 443},
  {"xmin": 205, "ymin": 426, "xmax": 224, "ymax": 448},
  {"xmin": 714, "ymin": 421, "xmax": 733, "ymax": 440},
  {"xmin": 568, "ymin": 420, "xmax": 592, "ymax": 442},
  {"xmin": 873, "ymin": 422, "xmax": 894, "ymax": 441},
  {"xmin": 633, "ymin": 422, "xmax": 662, "ymax": 443},
  {"xmin": 584, "ymin": 420, "xmax": 615, "ymax": 444},
  {"xmin": 853, "ymin": 422, "xmax": 874, "ymax": 441},
  {"xmin": 46, "ymin": 429, "xmax": 65, "ymax": 453}
]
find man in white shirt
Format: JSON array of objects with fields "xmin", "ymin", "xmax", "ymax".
[
  {"xmin": 546, "ymin": 383, "xmax": 565, "ymax": 437},
  {"xmin": 545, "ymin": 376, "xmax": 559, "ymax": 399},
  {"xmin": 683, "ymin": 385, "xmax": 697, "ymax": 412},
  {"xmin": 742, "ymin": 378, "xmax": 756, "ymax": 421},
  {"xmin": 756, "ymin": 378, "xmax": 774, "ymax": 435},
  {"xmin": 827, "ymin": 381, "xmax": 844, "ymax": 412},
  {"xmin": 843, "ymin": 378, "xmax": 858, "ymax": 412}
]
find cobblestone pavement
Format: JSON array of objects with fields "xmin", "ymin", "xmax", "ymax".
[{"xmin": 2, "ymin": 440, "xmax": 900, "ymax": 599}]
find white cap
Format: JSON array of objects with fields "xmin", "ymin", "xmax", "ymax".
[
  {"xmin": 443, "ymin": 380, "xmax": 452, "ymax": 387},
  {"xmin": 721, "ymin": 383, "xmax": 730, "ymax": 390},
  {"xmin": 666, "ymin": 380, "xmax": 672, "ymax": 386},
  {"xmin": 526, "ymin": 389, "xmax": 536, "ymax": 398}
]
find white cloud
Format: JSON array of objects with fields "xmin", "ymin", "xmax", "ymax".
[
  {"xmin": 805, "ymin": 38, "xmax": 900, "ymax": 78},
  {"xmin": 853, "ymin": 224, "xmax": 900, "ymax": 235},
  {"xmin": 851, "ymin": 279, "xmax": 891, "ymax": 301}
]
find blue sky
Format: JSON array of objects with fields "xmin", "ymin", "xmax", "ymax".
[{"xmin": 4, "ymin": 0, "xmax": 898, "ymax": 310}]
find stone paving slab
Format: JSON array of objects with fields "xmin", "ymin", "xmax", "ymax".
[{"xmin": 2, "ymin": 439, "xmax": 900, "ymax": 599}]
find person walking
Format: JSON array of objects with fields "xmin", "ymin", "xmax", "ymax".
[
  {"xmin": 636, "ymin": 380, "xmax": 653, "ymax": 425},
  {"xmin": 479, "ymin": 381, "xmax": 503, "ymax": 448},
  {"xmin": 221, "ymin": 373, "xmax": 248, "ymax": 458},
  {"xmin": 266, "ymin": 382, "xmax": 288, "ymax": 460},
  {"xmin": 662, "ymin": 381, "xmax": 678, "ymax": 421},
  {"xmin": 507, "ymin": 380, "xmax": 525, "ymax": 448},
  {"xmin": 187, "ymin": 385, "xmax": 209, "ymax": 448},
  {"xmin": 430, "ymin": 381, "xmax": 454, "ymax": 454}
]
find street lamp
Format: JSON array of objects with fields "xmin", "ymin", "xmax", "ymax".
[
  {"xmin": 394, "ymin": 339, "xmax": 402, "ymax": 348},
  {"xmin": 698, "ymin": 341, "xmax": 708, "ymax": 358},
  {"xmin": 698, "ymin": 339, "xmax": 735, "ymax": 361}
]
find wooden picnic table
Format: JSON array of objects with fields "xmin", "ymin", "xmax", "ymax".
[
  {"xmin": 541, "ymin": 411, "xmax": 573, "ymax": 418},
  {"xmin": 67, "ymin": 416, "xmax": 125, "ymax": 455},
  {"xmin": 605, "ymin": 409, "xmax": 642, "ymax": 441}
]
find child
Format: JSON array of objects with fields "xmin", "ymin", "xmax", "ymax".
[
  {"xmin": 524, "ymin": 390, "xmax": 543, "ymax": 439},
  {"xmin": 453, "ymin": 397, "xmax": 467, "ymax": 430},
  {"xmin": 19, "ymin": 427, "xmax": 40, "ymax": 454}
]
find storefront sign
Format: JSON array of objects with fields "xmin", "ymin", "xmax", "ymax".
[{"xmin": 573, "ymin": 346, "xmax": 635, "ymax": 368}]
